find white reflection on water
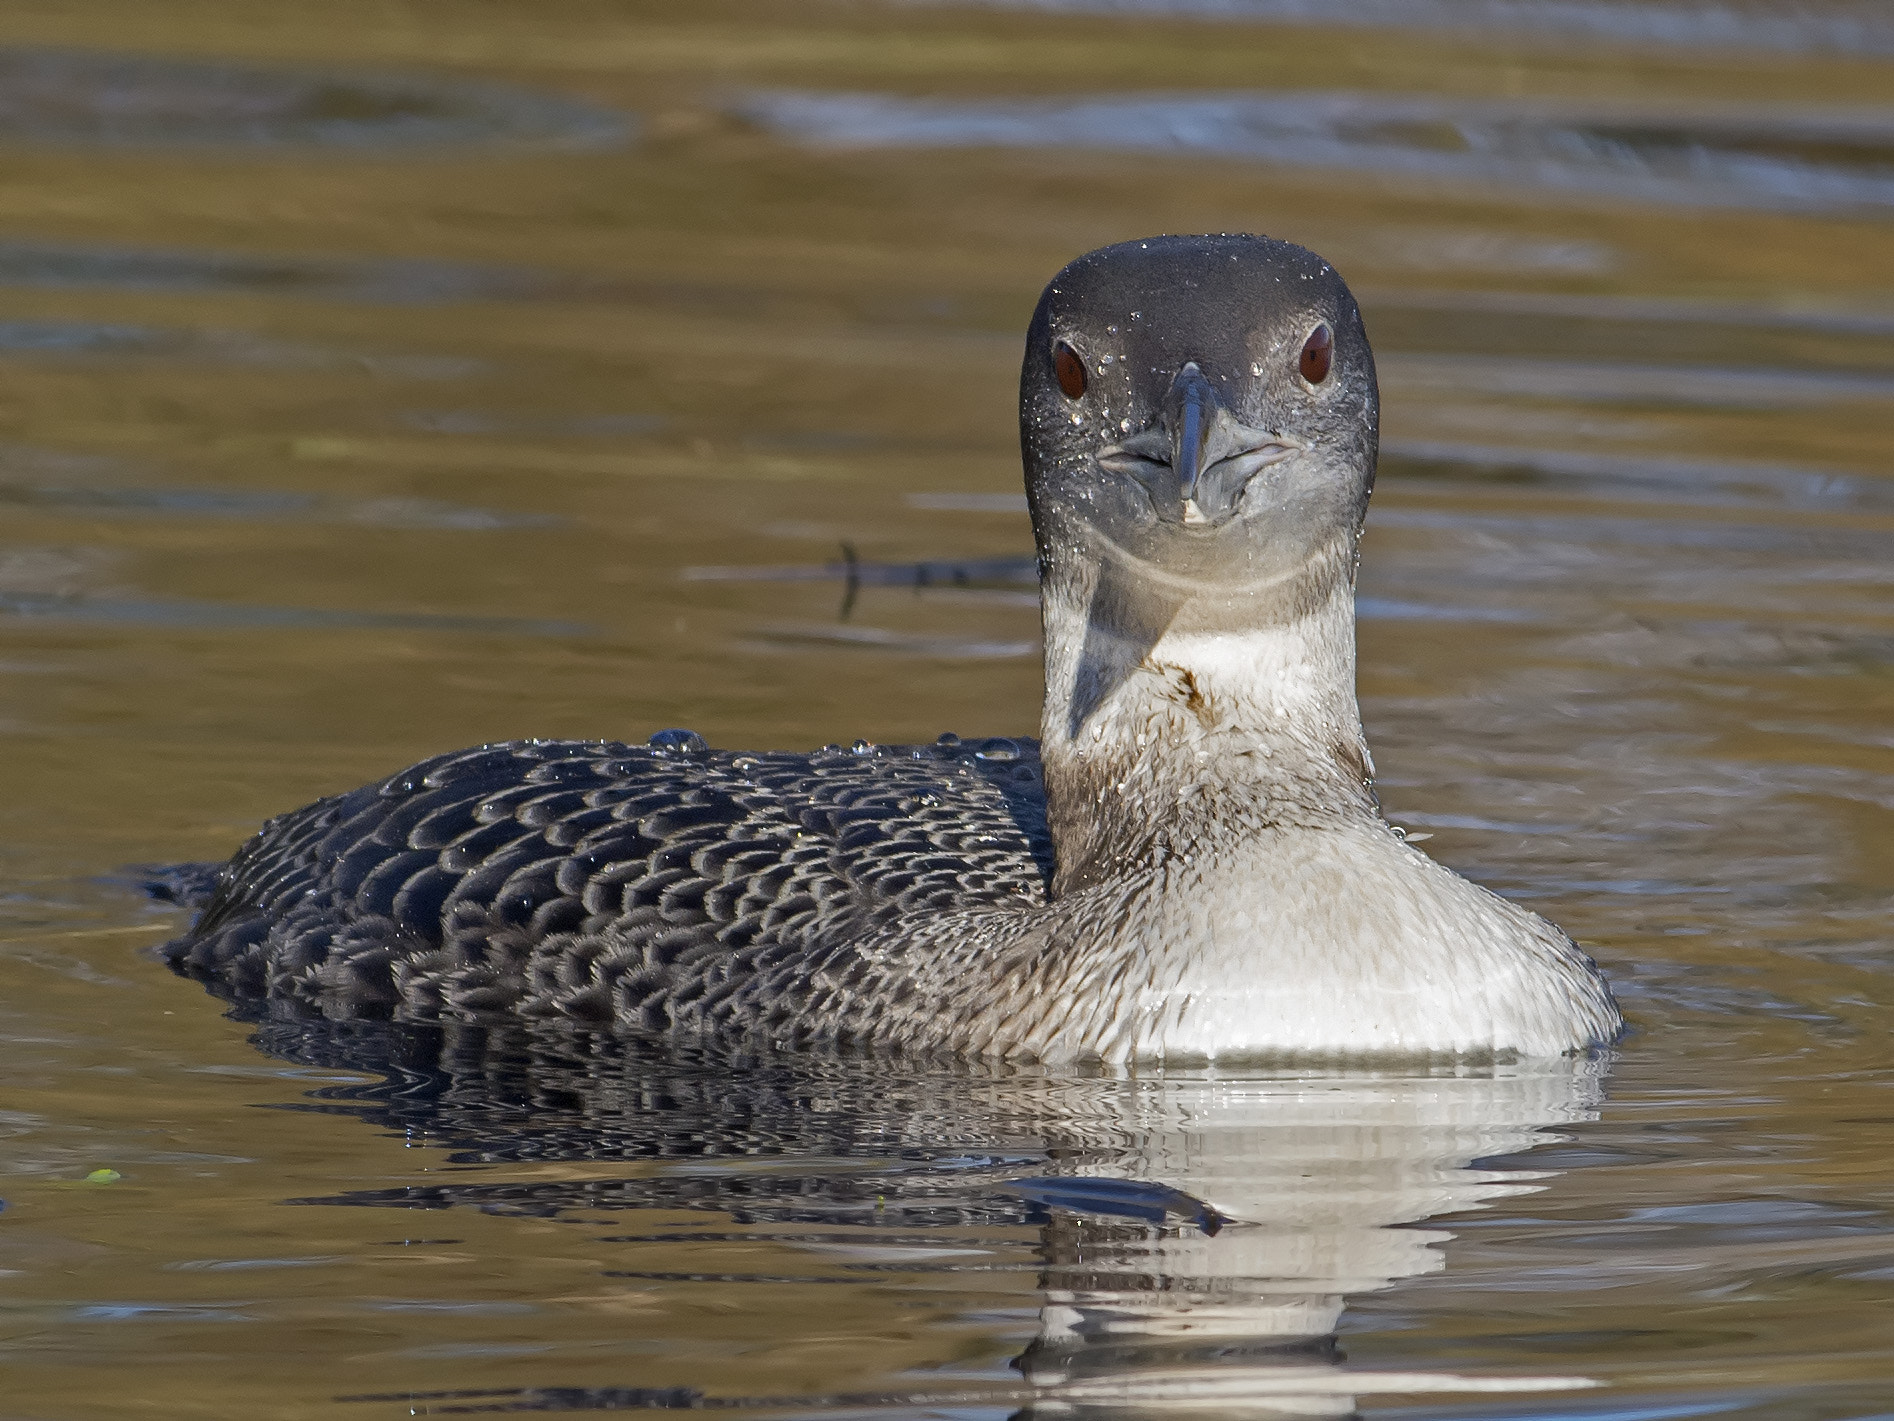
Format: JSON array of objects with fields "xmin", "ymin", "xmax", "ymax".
[
  {"xmin": 738, "ymin": 90, "xmax": 1894, "ymax": 212},
  {"xmin": 917, "ymin": 0, "xmax": 1894, "ymax": 56},
  {"xmin": 992, "ymin": 1064, "xmax": 1608, "ymax": 1415}
]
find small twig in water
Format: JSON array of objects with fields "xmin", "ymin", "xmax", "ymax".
[{"xmin": 837, "ymin": 541, "xmax": 861, "ymax": 621}]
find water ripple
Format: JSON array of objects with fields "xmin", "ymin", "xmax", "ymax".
[
  {"xmin": 0, "ymin": 48, "xmax": 631, "ymax": 151},
  {"xmin": 0, "ymin": 238, "xmax": 560, "ymax": 305},
  {"xmin": 1381, "ymin": 354, "xmax": 1894, "ymax": 406},
  {"xmin": 0, "ymin": 318, "xmax": 480, "ymax": 376},
  {"xmin": 1382, "ymin": 440, "xmax": 1894, "ymax": 512},
  {"xmin": 0, "ymin": 590, "xmax": 589, "ymax": 637}
]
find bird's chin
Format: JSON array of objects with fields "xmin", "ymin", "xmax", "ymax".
[
  {"xmin": 1079, "ymin": 515, "xmax": 1306, "ymax": 595},
  {"xmin": 1040, "ymin": 488, "xmax": 1347, "ymax": 594}
]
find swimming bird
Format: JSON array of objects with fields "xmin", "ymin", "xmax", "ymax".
[{"xmin": 160, "ymin": 234, "xmax": 1621, "ymax": 1063}]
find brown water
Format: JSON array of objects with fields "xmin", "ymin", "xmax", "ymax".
[{"xmin": 2, "ymin": 3, "xmax": 1893, "ymax": 1417}]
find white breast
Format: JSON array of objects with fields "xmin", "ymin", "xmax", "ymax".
[{"xmin": 1078, "ymin": 823, "xmax": 1620, "ymax": 1063}]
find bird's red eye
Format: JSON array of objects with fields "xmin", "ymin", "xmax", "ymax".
[
  {"xmin": 1299, "ymin": 323, "xmax": 1333, "ymax": 385},
  {"xmin": 1053, "ymin": 340, "xmax": 1087, "ymax": 399}
]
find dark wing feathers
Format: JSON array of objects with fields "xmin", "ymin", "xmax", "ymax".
[{"xmin": 163, "ymin": 736, "xmax": 1052, "ymax": 1028}]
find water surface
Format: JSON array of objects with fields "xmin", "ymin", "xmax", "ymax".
[{"xmin": 1, "ymin": 3, "xmax": 1891, "ymax": 1418}]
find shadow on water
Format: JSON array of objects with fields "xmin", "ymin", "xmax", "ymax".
[{"xmin": 229, "ymin": 1009, "xmax": 1610, "ymax": 1416}]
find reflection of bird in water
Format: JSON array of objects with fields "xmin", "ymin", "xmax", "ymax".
[
  {"xmin": 157, "ymin": 234, "xmax": 1618, "ymax": 1062},
  {"xmin": 249, "ymin": 1017, "xmax": 1604, "ymax": 1417}
]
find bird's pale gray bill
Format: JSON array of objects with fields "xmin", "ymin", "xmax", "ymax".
[{"xmin": 1094, "ymin": 362, "xmax": 1304, "ymax": 528}]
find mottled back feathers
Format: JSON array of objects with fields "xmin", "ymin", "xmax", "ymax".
[{"xmin": 163, "ymin": 734, "xmax": 1053, "ymax": 1035}]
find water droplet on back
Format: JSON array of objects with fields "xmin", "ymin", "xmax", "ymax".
[{"xmin": 647, "ymin": 728, "xmax": 707, "ymax": 754}]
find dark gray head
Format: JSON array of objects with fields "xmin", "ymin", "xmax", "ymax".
[{"xmin": 1021, "ymin": 235, "xmax": 1378, "ymax": 593}]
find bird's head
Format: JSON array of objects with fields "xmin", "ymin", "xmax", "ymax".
[{"xmin": 1021, "ymin": 234, "xmax": 1378, "ymax": 599}]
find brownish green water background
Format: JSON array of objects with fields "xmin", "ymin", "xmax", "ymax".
[{"xmin": 2, "ymin": 2, "xmax": 1893, "ymax": 1417}]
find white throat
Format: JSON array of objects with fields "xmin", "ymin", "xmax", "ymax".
[{"xmin": 1036, "ymin": 543, "xmax": 1375, "ymax": 895}]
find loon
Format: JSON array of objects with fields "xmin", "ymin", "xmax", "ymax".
[{"xmin": 160, "ymin": 234, "xmax": 1621, "ymax": 1063}]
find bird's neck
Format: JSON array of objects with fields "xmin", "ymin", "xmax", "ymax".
[{"xmin": 1037, "ymin": 538, "xmax": 1376, "ymax": 897}]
